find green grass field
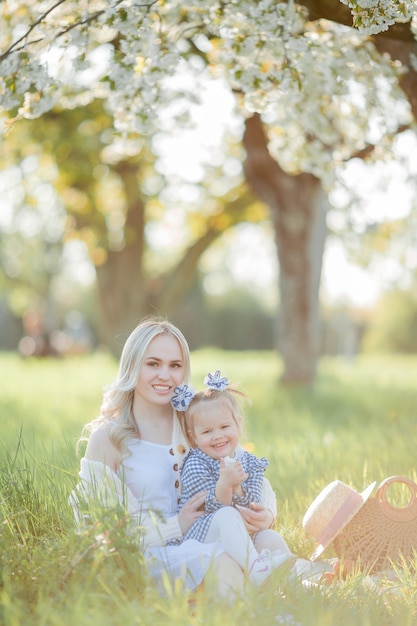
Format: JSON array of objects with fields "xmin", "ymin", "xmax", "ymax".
[{"xmin": 1, "ymin": 350, "xmax": 417, "ymax": 625}]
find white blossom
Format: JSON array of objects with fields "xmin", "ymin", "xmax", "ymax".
[
  {"xmin": 0, "ymin": 0, "xmax": 414, "ymax": 181},
  {"xmin": 340, "ymin": 0, "xmax": 417, "ymax": 34}
]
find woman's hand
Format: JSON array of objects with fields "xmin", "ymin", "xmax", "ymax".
[
  {"xmin": 177, "ymin": 491, "xmax": 208, "ymax": 535},
  {"xmin": 235, "ymin": 502, "xmax": 274, "ymax": 533}
]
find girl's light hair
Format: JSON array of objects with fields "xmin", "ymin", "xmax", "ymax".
[
  {"xmin": 80, "ymin": 316, "xmax": 191, "ymax": 457},
  {"xmin": 184, "ymin": 386, "xmax": 249, "ymax": 448}
]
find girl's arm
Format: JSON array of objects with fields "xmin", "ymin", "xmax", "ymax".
[
  {"xmin": 232, "ymin": 453, "xmax": 268, "ymax": 505},
  {"xmin": 232, "ymin": 471, "xmax": 263, "ymax": 507},
  {"xmin": 215, "ymin": 459, "xmax": 237, "ymax": 505}
]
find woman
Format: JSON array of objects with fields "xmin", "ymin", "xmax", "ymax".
[{"xmin": 69, "ymin": 317, "xmax": 277, "ymax": 599}]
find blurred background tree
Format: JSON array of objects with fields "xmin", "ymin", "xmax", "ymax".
[
  {"xmin": 362, "ymin": 290, "xmax": 417, "ymax": 353},
  {"xmin": 0, "ymin": 99, "xmax": 268, "ymax": 354}
]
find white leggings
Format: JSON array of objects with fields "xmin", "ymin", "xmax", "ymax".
[{"xmin": 204, "ymin": 506, "xmax": 292, "ymax": 572}]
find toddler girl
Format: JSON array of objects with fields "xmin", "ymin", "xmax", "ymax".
[{"xmin": 171, "ymin": 370, "xmax": 295, "ymax": 586}]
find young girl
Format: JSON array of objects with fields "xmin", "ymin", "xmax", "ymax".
[
  {"xmin": 171, "ymin": 370, "xmax": 296, "ymax": 586},
  {"xmin": 69, "ymin": 317, "xmax": 279, "ymax": 599}
]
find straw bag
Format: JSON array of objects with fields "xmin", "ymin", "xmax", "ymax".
[{"xmin": 333, "ymin": 476, "xmax": 417, "ymax": 573}]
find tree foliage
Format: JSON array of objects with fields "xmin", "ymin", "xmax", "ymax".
[
  {"xmin": 2, "ymin": 1, "xmax": 417, "ymax": 378},
  {"xmin": 1, "ymin": 2, "xmax": 414, "ymax": 169},
  {"xmin": 1, "ymin": 98, "xmax": 267, "ymax": 352},
  {"xmin": 362, "ymin": 289, "xmax": 417, "ymax": 353}
]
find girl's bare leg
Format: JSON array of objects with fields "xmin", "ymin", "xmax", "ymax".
[
  {"xmin": 205, "ymin": 507, "xmax": 259, "ymax": 569},
  {"xmin": 205, "ymin": 552, "xmax": 244, "ymax": 601},
  {"xmin": 253, "ymin": 529, "xmax": 293, "ymax": 555}
]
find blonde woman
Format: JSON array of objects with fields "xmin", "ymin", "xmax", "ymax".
[{"xmin": 70, "ymin": 317, "xmax": 278, "ymax": 598}]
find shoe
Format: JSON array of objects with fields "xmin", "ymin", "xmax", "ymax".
[
  {"xmin": 289, "ymin": 558, "xmax": 334, "ymax": 586},
  {"xmin": 249, "ymin": 549, "xmax": 297, "ymax": 586}
]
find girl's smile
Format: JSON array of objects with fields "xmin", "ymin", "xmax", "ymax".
[{"xmin": 190, "ymin": 399, "xmax": 240, "ymax": 461}]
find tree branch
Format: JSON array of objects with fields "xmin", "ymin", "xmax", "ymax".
[
  {"xmin": 0, "ymin": 0, "xmax": 158, "ymax": 62},
  {"xmin": 298, "ymin": 0, "xmax": 414, "ymax": 41},
  {"xmin": 1, "ymin": 0, "xmax": 67, "ymax": 60},
  {"xmin": 155, "ymin": 192, "xmax": 260, "ymax": 311}
]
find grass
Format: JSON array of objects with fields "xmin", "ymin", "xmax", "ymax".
[{"xmin": 1, "ymin": 350, "xmax": 417, "ymax": 625}]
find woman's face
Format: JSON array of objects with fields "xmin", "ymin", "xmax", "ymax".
[{"xmin": 135, "ymin": 333, "xmax": 186, "ymax": 406}]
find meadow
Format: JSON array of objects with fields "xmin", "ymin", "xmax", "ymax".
[{"xmin": 1, "ymin": 349, "xmax": 417, "ymax": 625}]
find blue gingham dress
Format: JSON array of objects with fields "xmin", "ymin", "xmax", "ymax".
[{"xmin": 177, "ymin": 446, "xmax": 269, "ymax": 543}]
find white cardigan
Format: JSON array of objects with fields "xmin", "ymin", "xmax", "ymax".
[{"xmin": 69, "ymin": 413, "xmax": 277, "ymax": 548}]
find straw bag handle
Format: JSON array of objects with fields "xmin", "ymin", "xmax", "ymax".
[{"xmin": 376, "ymin": 476, "xmax": 417, "ymax": 522}]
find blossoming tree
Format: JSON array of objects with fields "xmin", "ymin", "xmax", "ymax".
[{"xmin": 1, "ymin": 0, "xmax": 417, "ymax": 381}]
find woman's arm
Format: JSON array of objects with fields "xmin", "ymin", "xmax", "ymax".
[
  {"xmin": 69, "ymin": 457, "xmax": 186, "ymax": 547},
  {"xmin": 79, "ymin": 427, "xmax": 209, "ymax": 546},
  {"xmin": 261, "ymin": 476, "xmax": 277, "ymax": 517},
  {"xmin": 236, "ymin": 502, "xmax": 275, "ymax": 533},
  {"xmin": 84, "ymin": 424, "xmax": 119, "ymax": 469}
]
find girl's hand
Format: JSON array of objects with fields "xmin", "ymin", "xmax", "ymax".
[
  {"xmin": 177, "ymin": 491, "xmax": 208, "ymax": 534},
  {"xmin": 219, "ymin": 458, "xmax": 248, "ymax": 488},
  {"xmin": 235, "ymin": 502, "xmax": 274, "ymax": 533}
]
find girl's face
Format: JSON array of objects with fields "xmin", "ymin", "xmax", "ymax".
[
  {"xmin": 135, "ymin": 334, "xmax": 185, "ymax": 407},
  {"xmin": 190, "ymin": 399, "xmax": 239, "ymax": 460}
]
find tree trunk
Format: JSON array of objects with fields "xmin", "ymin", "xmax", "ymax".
[
  {"xmin": 243, "ymin": 114, "xmax": 327, "ymax": 385},
  {"xmin": 372, "ymin": 37, "xmax": 417, "ymax": 120},
  {"xmin": 93, "ymin": 160, "xmax": 260, "ymax": 355},
  {"xmin": 95, "ymin": 160, "xmax": 148, "ymax": 354}
]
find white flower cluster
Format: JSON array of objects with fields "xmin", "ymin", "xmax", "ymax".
[
  {"xmin": 340, "ymin": 0, "xmax": 417, "ymax": 34},
  {"xmin": 0, "ymin": 0, "xmax": 414, "ymax": 179}
]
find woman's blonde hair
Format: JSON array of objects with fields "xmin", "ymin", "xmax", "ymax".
[
  {"xmin": 184, "ymin": 386, "xmax": 249, "ymax": 448},
  {"xmin": 81, "ymin": 316, "xmax": 191, "ymax": 457}
]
